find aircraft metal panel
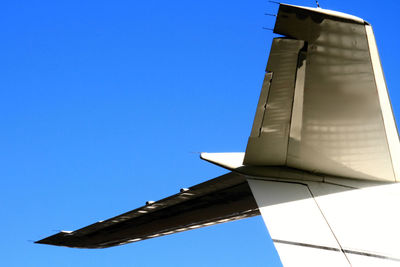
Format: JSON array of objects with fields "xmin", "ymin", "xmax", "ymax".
[
  {"xmin": 346, "ymin": 254, "xmax": 400, "ymax": 267},
  {"xmin": 36, "ymin": 172, "xmax": 259, "ymax": 248},
  {"xmin": 248, "ymin": 179, "xmax": 350, "ymax": 266},
  {"xmin": 365, "ymin": 25, "xmax": 400, "ymax": 181},
  {"xmin": 307, "ymin": 181, "xmax": 400, "ymax": 263},
  {"xmin": 249, "ymin": 72, "xmax": 273, "ymax": 138},
  {"xmin": 271, "ymin": 5, "xmax": 396, "ymax": 181},
  {"xmin": 244, "ymin": 39, "xmax": 304, "ymax": 166},
  {"xmin": 274, "ymin": 243, "xmax": 351, "ymax": 267}
]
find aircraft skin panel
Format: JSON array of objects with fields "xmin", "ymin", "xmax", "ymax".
[
  {"xmin": 288, "ymin": 18, "xmax": 394, "ymax": 180},
  {"xmin": 249, "ymin": 72, "xmax": 273, "ymax": 138},
  {"xmin": 247, "ymin": 179, "xmax": 351, "ymax": 266},
  {"xmin": 244, "ymin": 3, "xmax": 397, "ymax": 182},
  {"xmin": 200, "ymin": 152, "xmax": 244, "ymax": 170},
  {"xmin": 307, "ymin": 181, "xmax": 400, "ymax": 262},
  {"xmin": 36, "ymin": 172, "xmax": 259, "ymax": 248},
  {"xmin": 274, "ymin": 4, "xmax": 365, "ymax": 26},
  {"xmin": 346, "ymin": 254, "xmax": 400, "ymax": 267},
  {"xmin": 274, "ymin": 243, "xmax": 350, "ymax": 267},
  {"xmin": 365, "ymin": 25, "xmax": 400, "ymax": 181},
  {"xmin": 287, "ymin": 18, "xmax": 394, "ymax": 181},
  {"xmin": 249, "ymin": 178, "xmax": 400, "ymax": 266},
  {"xmin": 244, "ymin": 38, "xmax": 304, "ymax": 166}
]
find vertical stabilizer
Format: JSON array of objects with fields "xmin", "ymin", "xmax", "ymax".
[{"xmin": 244, "ymin": 4, "xmax": 400, "ymax": 182}]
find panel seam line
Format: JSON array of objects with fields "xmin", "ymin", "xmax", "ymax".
[{"xmin": 306, "ymin": 185, "xmax": 353, "ymax": 266}]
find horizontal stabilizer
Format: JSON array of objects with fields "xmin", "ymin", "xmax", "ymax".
[
  {"xmin": 200, "ymin": 152, "xmax": 244, "ymax": 170},
  {"xmin": 36, "ymin": 172, "xmax": 259, "ymax": 248}
]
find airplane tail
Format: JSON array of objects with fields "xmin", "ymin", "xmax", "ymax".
[
  {"xmin": 37, "ymin": 4, "xmax": 400, "ymax": 267},
  {"xmin": 243, "ymin": 4, "xmax": 400, "ymax": 266},
  {"xmin": 203, "ymin": 4, "xmax": 400, "ymax": 266},
  {"xmin": 244, "ymin": 4, "xmax": 400, "ymax": 182}
]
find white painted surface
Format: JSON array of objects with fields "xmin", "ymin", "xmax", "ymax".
[
  {"xmin": 199, "ymin": 152, "xmax": 244, "ymax": 170},
  {"xmin": 249, "ymin": 178, "xmax": 400, "ymax": 266},
  {"xmin": 347, "ymin": 254, "xmax": 400, "ymax": 267},
  {"xmin": 365, "ymin": 24, "xmax": 400, "ymax": 182},
  {"xmin": 248, "ymin": 179, "xmax": 350, "ymax": 266},
  {"xmin": 308, "ymin": 181, "xmax": 400, "ymax": 261},
  {"xmin": 275, "ymin": 243, "xmax": 350, "ymax": 267}
]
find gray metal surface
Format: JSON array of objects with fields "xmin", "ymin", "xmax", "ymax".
[
  {"xmin": 244, "ymin": 38, "xmax": 304, "ymax": 165},
  {"xmin": 244, "ymin": 4, "xmax": 398, "ymax": 181},
  {"xmin": 36, "ymin": 172, "xmax": 259, "ymax": 248}
]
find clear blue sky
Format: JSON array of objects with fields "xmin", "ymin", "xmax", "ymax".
[{"xmin": 1, "ymin": 0, "xmax": 399, "ymax": 266}]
